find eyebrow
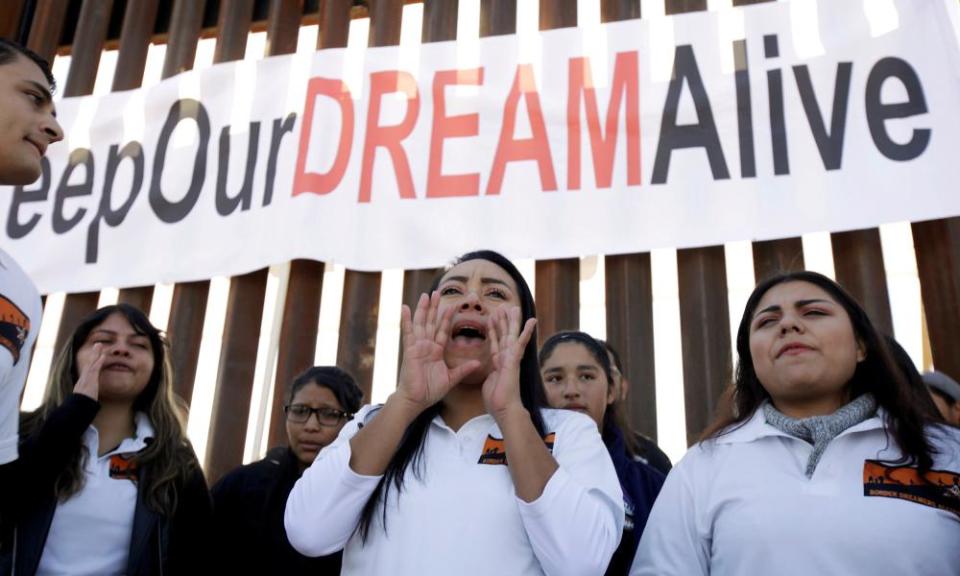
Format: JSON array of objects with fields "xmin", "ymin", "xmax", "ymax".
[
  {"xmin": 291, "ymin": 402, "xmax": 341, "ymax": 410},
  {"xmin": 753, "ymin": 298, "xmax": 833, "ymax": 318},
  {"xmin": 441, "ymin": 276, "xmax": 512, "ymax": 289},
  {"xmin": 90, "ymin": 329, "xmax": 148, "ymax": 339},
  {"xmin": 25, "ymin": 80, "xmax": 56, "ymax": 115},
  {"xmin": 542, "ymin": 364, "xmax": 600, "ymax": 372}
]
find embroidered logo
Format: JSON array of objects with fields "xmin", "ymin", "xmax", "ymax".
[
  {"xmin": 109, "ymin": 452, "xmax": 141, "ymax": 483},
  {"xmin": 478, "ymin": 432, "xmax": 556, "ymax": 465},
  {"xmin": 543, "ymin": 432, "xmax": 555, "ymax": 452},
  {"xmin": 0, "ymin": 295, "xmax": 29, "ymax": 364},
  {"xmin": 623, "ymin": 496, "xmax": 636, "ymax": 531},
  {"xmin": 863, "ymin": 459, "xmax": 960, "ymax": 518},
  {"xmin": 478, "ymin": 435, "xmax": 506, "ymax": 465}
]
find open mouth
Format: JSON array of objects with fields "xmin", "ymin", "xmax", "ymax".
[{"xmin": 451, "ymin": 321, "xmax": 487, "ymax": 345}]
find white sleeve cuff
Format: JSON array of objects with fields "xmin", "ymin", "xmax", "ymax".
[
  {"xmin": 515, "ymin": 465, "xmax": 570, "ymax": 517},
  {"xmin": 0, "ymin": 434, "xmax": 17, "ymax": 465},
  {"xmin": 340, "ymin": 445, "xmax": 385, "ymax": 488}
]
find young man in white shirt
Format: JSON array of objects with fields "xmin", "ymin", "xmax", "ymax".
[{"xmin": 0, "ymin": 38, "xmax": 64, "ymax": 469}]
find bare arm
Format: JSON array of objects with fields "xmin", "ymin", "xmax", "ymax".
[
  {"xmin": 484, "ymin": 308, "xmax": 623, "ymax": 575},
  {"xmin": 481, "ymin": 306, "xmax": 556, "ymax": 501},
  {"xmin": 498, "ymin": 405, "xmax": 558, "ymax": 501},
  {"xmin": 349, "ymin": 291, "xmax": 479, "ymax": 475},
  {"xmin": 287, "ymin": 292, "xmax": 481, "ymax": 555},
  {"xmin": 347, "ymin": 394, "xmax": 420, "ymax": 475}
]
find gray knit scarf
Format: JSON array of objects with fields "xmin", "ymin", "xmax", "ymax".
[{"xmin": 763, "ymin": 394, "xmax": 877, "ymax": 478}]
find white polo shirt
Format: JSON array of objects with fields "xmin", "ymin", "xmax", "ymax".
[
  {"xmin": 286, "ymin": 405, "xmax": 624, "ymax": 576},
  {"xmin": 37, "ymin": 412, "xmax": 155, "ymax": 576},
  {"xmin": 631, "ymin": 408, "xmax": 960, "ymax": 576},
  {"xmin": 0, "ymin": 249, "xmax": 42, "ymax": 464}
]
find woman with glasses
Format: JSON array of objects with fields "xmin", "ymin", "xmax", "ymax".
[
  {"xmin": 284, "ymin": 251, "xmax": 623, "ymax": 576},
  {"xmin": 212, "ymin": 366, "xmax": 362, "ymax": 574}
]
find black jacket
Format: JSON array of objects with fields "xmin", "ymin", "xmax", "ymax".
[
  {"xmin": 212, "ymin": 446, "xmax": 342, "ymax": 574},
  {"xmin": 1, "ymin": 394, "xmax": 212, "ymax": 576},
  {"xmin": 603, "ymin": 423, "xmax": 666, "ymax": 576}
]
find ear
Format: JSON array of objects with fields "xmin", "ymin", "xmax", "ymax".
[
  {"xmin": 856, "ymin": 339, "xmax": 867, "ymax": 362},
  {"xmin": 606, "ymin": 384, "xmax": 617, "ymax": 406}
]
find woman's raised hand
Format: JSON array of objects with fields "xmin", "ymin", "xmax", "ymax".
[
  {"xmin": 482, "ymin": 305, "xmax": 536, "ymax": 423},
  {"xmin": 394, "ymin": 291, "xmax": 481, "ymax": 413},
  {"xmin": 74, "ymin": 343, "xmax": 103, "ymax": 400}
]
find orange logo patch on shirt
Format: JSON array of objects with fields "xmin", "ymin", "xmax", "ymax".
[
  {"xmin": 863, "ymin": 459, "xmax": 960, "ymax": 517},
  {"xmin": 109, "ymin": 452, "xmax": 141, "ymax": 483},
  {"xmin": 543, "ymin": 432, "xmax": 555, "ymax": 452},
  {"xmin": 478, "ymin": 432, "xmax": 557, "ymax": 466},
  {"xmin": 478, "ymin": 435, "xmax": 507, "ymax": 465},
  {"xmin": 0, "ymin": 295, "xmax": 29, "ymax": 364}
]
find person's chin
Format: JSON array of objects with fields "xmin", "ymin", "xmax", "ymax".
[
  {"xmin": 446, "ymin": 351, "xmax": 490, "ymax": 375},
  {"xmin": 296, "ymin": 445, "xmax": 322, "ymax": 462},
  {"xmin": 2, "ymin": 159, "xmax": 42, "ymax": 186}
]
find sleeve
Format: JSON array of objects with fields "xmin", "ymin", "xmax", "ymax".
[
  {"xmin": 0, "ymin": 348, "xmax": 18, "ymax": 465},
  {"xmin": 516, "ymin": 411, "xmax": 625, "ymax": 576},
  {"xmin": 10, "ymin": 395, "xmax": 100, "ymax": 511},
  {"xmin": 210, "ymin": 469, "xmax": 246, "ymax": 572},
  {"xmin": 167, "ymin": 453, "xmax": 214, "ymax": 575},
  {"xmin": 284, "ymin": 405, "xmax": 385, "ymax": 557},
  {"xmin": 630, "ymin": 447, "xmax": 710, "ymax": 576},
  {"xmin": 0, "ymin": 286, "xmax": 41, "ymax": 466}
]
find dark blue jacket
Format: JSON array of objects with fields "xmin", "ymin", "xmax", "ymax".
[{"xmin": 603, "ymin": 422, "xmax": 666, "ymax": 576}]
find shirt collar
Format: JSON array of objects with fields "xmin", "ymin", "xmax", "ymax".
[
  {"xmin": 86, "ymin": 412, "xmax": 156, "ymax": 457},
  {"xmin": 131, "ymin": 412, "xmax": 155, "ymax": 444},
  {"xmin": 430, "ymin": 412, "xmax": 496, "ymax": 435},
  {"xmin": 714, "ymin": 404, "xmax": 886, "ymax": 445}
]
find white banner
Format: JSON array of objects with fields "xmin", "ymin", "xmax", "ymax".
[{"xmin": 4, "ymin": 0, "xmax": 960, "ymax": 293}]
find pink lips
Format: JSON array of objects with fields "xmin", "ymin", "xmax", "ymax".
[
  {"xmin": 103, "ymin": 362, "xmax": 134, "ymax": 372},
  {"xmin": 777, "ymin": 343, "xmax": 813, "ymax": 358}
]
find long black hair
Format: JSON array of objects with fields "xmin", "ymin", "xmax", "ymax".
[
  {"xmin": 357, "ymin": 250, "xmax": 547, "ymax": 540},
  {"xmin": 702, "ymin": 271, "xmax": 937, "ymax": 474}
]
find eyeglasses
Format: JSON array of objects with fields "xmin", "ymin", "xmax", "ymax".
[{"xmin": 284, "ymin": 404, "xmax": 352, "ymax": 426}]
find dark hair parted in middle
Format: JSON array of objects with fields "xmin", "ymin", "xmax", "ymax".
[
  {"xmin": 539, "ymin": 331, "xmax": 639, "ymax": 456},
  {"xmin": 357, "ymin": 250, "xmax": 547, "ymax": 540},
  {"xmin": 286, "ymin": 366, "xmax": 363, "ymax": 415},
  {"xmin": 539, "ymin": 331, "xmax": 614, "ymax": 385},
  {"xmin": 703, "ymin": 270, "xmax": 938, "ymax": 474}
]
